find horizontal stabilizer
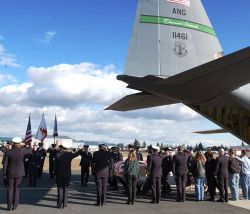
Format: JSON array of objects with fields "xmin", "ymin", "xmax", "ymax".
[
  {"xmin": 194, "ymin": 129, "xmax": 228, "ymax": 134},
  {"xmin": 105, "ymin": 92, "xmax": 177, "ymax": 111}
]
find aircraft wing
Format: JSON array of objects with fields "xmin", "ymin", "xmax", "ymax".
[
  {"xmin": 151, "ymin": 46, "xmax": 250, "ymax": 105},
  {"xmin": 105, "ymin": 92, "xmax": 178, "ymax": 111},
  {"xmin": 108, "ymin": 46, "xmax": 250, "ymax": 110},
  {"xmin": 194, "ymin": 129, "xmax": 228, "ymax": 134}
]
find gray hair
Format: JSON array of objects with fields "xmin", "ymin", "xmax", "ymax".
[{"xmin": 218, "ymin": 148, "xmax": 225, "ymax": 155}]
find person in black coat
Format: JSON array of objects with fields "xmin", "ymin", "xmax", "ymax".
[
  {"xmin": 148, "ymin": 146, "xmax": 163, "ymax": 204},
  {"xmin": 47, "ymin": 143, "xmax": 57, "ymax": 178},
  {"xmin": 36, "ymin": 143, "xmax": 46, "ymax": 178},
  {"xmin": 3, "ymin": 137, "xmax": 32, "ymax": 211},
  {"xmin": 92, "ymin": 144, "xmax": 113, "ymax": 206},
  {"xmin": 54, "ymin": 144, "xmax": 81, "ymax": 208},
  {"xmin": 161, "ymin": 147, "xmax": 173, "ymax": 194},
  {"xmin": 28, "ymin": 145, "xmax": 41, "ymax": 187},
  {"xmin": 142, "ymin": 145, "xmax": 153, "ymax": 195},
  {"xmin": 205, "ymin": 150, "xmax": 217, "ymax": 201},
  {"xmin": 215, "ymin": 149, "xmax": 229, "ymax": 202},
  {"xmin": 111, "ymin": 146, "xmax": 126, "ymax": 191},
  {"xmin": 172, "ymin": 146, "xmax": 189, "ymax": 202},
  {"xmin": 79, "ymin": 145, "xmax": 92, "ymax": 187}
]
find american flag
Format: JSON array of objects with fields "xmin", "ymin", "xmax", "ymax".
[
  {"xmin": 166, "ymin": 0, "xmax": 190, "ymax": 7},
  {"xmin": 24, "ymin": 114, "xmax": 32, "ymax": 145}
]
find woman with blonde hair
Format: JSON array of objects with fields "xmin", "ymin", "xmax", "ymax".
[
  {"xmin": 124, "ymin": 149, "xmax": 140, "ymax": 205},
  {"xmin": 191, "ymin": 151, "xmax": 206, "ymax": 201}
]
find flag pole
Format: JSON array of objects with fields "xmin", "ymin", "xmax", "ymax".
[{"xmin": 53, "ymin": 114, "xmax": 58, "ymax": 145}]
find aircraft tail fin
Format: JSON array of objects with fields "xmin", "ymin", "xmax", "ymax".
[{"xmin": 125, "ymin": 0, "xmax": 223, "ymax": 77}]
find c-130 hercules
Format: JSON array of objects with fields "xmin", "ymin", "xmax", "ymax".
[{"xmin": 106, "ymin": 0, "xmax": 250, "ymax": 145}]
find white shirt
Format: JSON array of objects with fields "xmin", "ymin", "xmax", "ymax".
[{"xmin": 235, "ymin": 156, "xmax": 250, "ymax": 175}]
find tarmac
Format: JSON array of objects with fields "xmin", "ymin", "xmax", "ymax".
[{"xmin": 0, "ymin": 171, "xmax": 249, "ymax": 214}]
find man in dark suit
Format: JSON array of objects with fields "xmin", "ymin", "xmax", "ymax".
[
  {"xmin": 54, "ymin": 144, "xmax": 81, "ymax": 208},
  {"xmin": 172, "ymin": 146, "xmax": 189, "ymax": 202},
  {"xmin": 79, "ymin": 145, "xmax": 92, "ymax": 187},
  {"xmin": 36, "ymin": 143, "xmax": 46, "ymax": 178},
  {"xmin": 215, "ymin": 148, "xmax": 229, "ymax": 202},
  {"xmin": 92, "ymin": 144, "xmax": 113, "ymax": 206},
  {"xmin": 3, "ymin": 137, "xmax": 32, "ymax": 211},
  {"xmin": 148, "ymin": 146, "xmax": 163, "ymax": 204},
  {"xmin": 161, "ymin": 147, "xmax": 173, "ymax": 194},
  {"xmin": 47, "ymin": 143, "xmax": 57, "ymax": 178}
]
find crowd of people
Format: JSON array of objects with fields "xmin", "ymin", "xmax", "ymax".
[{"xmin": 0, "ymin": 138, "xmax": 250, "ymax": 211}]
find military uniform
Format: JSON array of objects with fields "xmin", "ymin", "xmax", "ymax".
[
  {"xmin": 3, "ymin": 139, "xmax": 32, "ymax": 210},
  {"xmin": 112, "ymin": 150, "xmax": 124, "ymax": 190},
  {"xmin": 79, "ymin": 147, "xmax": 92, "ymax": 186},
  {"xmin": 28, "ymin": 149, "xmax": 40, "ymax": 187},
  {"xmin": 23, "ymin": 154, "xmax": 30, "ymax": 178},
  {"xmin": 47, "ymin": 145, "xmax": 57, "ymax": 178},
  {"xmin": 161, "ymin": 153, "xmax": 173, "ymax": 194},
  {"xmin": 172, "ymin": 151, "xmax": 189, "ymax": 202},
  {"xmin": 36, "ymin": 145, "xmax": 46, "ymax": 178},
  {"xmin": 54, "ymin": 149, "xmax": 80, "ymax": 208},
  {"xmin": 148, "ymin": 152, "xmax": 163, "ymax": 203},
  {"xmin": 92, "ymin": 146, "xmax": 112, "ymax": 206}
]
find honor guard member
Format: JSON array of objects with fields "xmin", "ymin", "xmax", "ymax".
[
  {"xmin": 3, "ymin": 137, "xmax": 32, "ymax": 211},
  {"xmin": 28, "ymin": 144, "xmax": 40, "ymax": 187},
  {"xmin": 23, "ymin": 153, "xmax": 30, "ymax": 178},
  {"xmin": 79, "ymin": 145, "xmax": 92, "ymax": 187},
  {"xmin": 172, "ymin": 146, "xmax": 189, "ymax": 202},
  {"xmin": 111, "ymin": 146, "xmax": 124, "ymax": 190},
  {"xmin": 47, "ymin": 143, "xmax": 57, "ymax": 178},
  {"xmin": 161, "ymin": 147, "xmax": 173, "ymax": 194},
  {"xmin": 148, "ymin": 146, "xmax": 163, "ymax": 204},
  {"xmin": 92, "ymin": 144, "xmax": 113, "ymax": 206},
  {"xmin": 54, "ymin": 143, "xmax": 81, "ymax": 208},
  {"xmin": 36, "ymin": 142, "xmax": 46, "ymax": 178}
]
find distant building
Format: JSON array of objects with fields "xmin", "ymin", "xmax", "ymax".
[
  {"xmin": 32, "ymin": 135, "xmax": 73, "ymax": 149},
  {"xmin": 73, "ymin": 140, "xmax": 116, "ymax": 152}
]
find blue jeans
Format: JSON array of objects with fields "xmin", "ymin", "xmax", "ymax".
[
  {"xmin": 194, "ymin": 177, "xmax": 205, "ymax": 201},
  {"xmin": 241, "ymin": 174, "xmax": 250, "ymax": 200},
  {"xmin": 229, "ymin": 173, "xmax": 240, "ymax": 200}
]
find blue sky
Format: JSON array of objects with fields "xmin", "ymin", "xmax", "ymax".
[{"xmin": 0, "ymin": 0, "xmax": 249, "ymax": 146}]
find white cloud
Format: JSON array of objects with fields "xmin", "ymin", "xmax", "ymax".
[
  {"xmin": 25, "ymin": 63, "xmax": 130, "ymax": 107},
  {"xmin": 39, "ymin": 31, "xmax": 56, "ymax": 44},
  {"xmin": 0, "ymin": 62, "xmax": 241, "ymax": 146},
  {"xmin": 0, "ymin": 44, "xmax": 21, "ymax": 67}
]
